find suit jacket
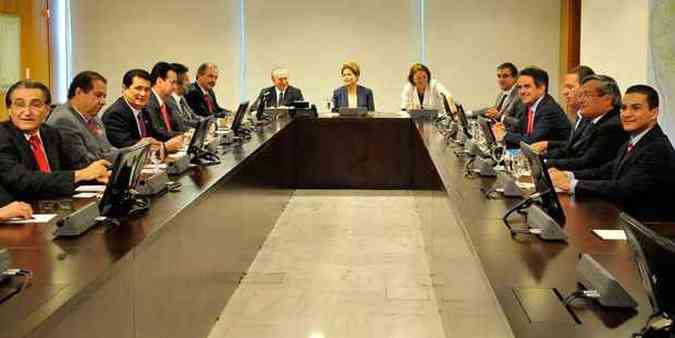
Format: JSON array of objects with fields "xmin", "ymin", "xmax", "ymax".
[
  {"xmin": 332, "ymin": 85, "xmax": 375, "ymax": 112},
  {"xmin": 0, "ymin": 121, "xmax": 87, "ymax": 200},
  {"xmin": 504, "ymin": 94, "xmax": 571, "ymax": 148},
  {"xmin": 102, "ymin": 97, "xmax": 168, "ymax": 148},
  {"xmin": 252, "ymin": 85, "xmax": 304, "ymax": 110},
  {"xmin": 46, "ymin": 103, "xmax": 118, "ymax": 163},
  {"xmin": 0, "ymin": 184, "xmax": 14, "ymax": 207},
  {"xmin": 574, "ymin": 125, "xmax": 675, "ymax": 222},
  {"xmin": 184, "ymin": 83, "xmax": 229, "ymax": 117},
  {"xmin": 166, "ymin": 94, "xmax": 203, "ymax": 131},
  {"xmin": 146, "ymin": 91, "xmax": 183, "ymax": 137},
  {"xmin": 546, "ymin": 107, "xmax": 628, "ymax": 171},
  {"xmin": 476, "ymin": 86, "xmax": 521, "ymax": 121}
]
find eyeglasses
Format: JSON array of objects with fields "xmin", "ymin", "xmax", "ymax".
[{"xmin": 12, "ymin": 101, "xmax": 46, "ymax": 112}]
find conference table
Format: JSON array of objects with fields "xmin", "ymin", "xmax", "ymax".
[{"xmin": 0, "ymin": 112, "xmax": 663, "ymax": 338}]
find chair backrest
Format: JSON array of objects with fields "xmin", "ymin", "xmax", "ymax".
[{"xmin": 621, "ymin": 212, "xmax": 675, "ymax": 317}]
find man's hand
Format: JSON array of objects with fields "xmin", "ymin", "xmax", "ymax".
[
  {"xmin": 163, "ymin": 134, "xmax": 185, "ymax": 153},
  {"xmin": 548, "ymin": 168, "xmax": 571, "ymax": 192},
  {"xmin": 493, "ymin": 122, "xmax": 506, "ymax": 142},
  {"xmin": 75, "ymin": 159, "xmax": 111, "ymax": 184},
  {"xmin": 531, "ymin": 141, "xmax": 548, "ymax": 154},
  {"xmin": 485, "ymin": 107, "xmax": 501, "ymax": 119},
  {"xmin": 0, "ymin": 201, "xmax": 33, "ymax": 221}
]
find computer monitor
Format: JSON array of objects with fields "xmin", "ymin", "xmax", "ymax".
[
  {"xmin": 477, "ymin": 116, "xmax": 498, "ymax": 151},
  {"xmin": 187, "ymin": 117, "xmax": 212, "ymax": 157},
  {"xmin": 99, "ymin": 141, "xmax": 151, "ymax": 218},
  {"xmin": 519, "ymin": 142, "xmax": 566, "ymax": 224},
  {"xmin": 230, "ymin": 101, "xmax": 250, "ymax": 136},
  {"xmin": 621, "ymin": 212, "xmax": 675, "ymax": 318},
  {"xmin": 441, "ymin": 94, "xmax": 455, "ymax": 122},
  {"xmin": 456, "ymin": 104, "xmax": 472, "ymax": 138}
]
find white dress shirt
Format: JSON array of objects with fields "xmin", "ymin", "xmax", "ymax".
[{"xmin": 401, "ymin": 79, "xmax": 453, "ymax": 114}]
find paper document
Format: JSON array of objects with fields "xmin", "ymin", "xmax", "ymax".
[
  {"xmin": 143, "ymin": 163, "xmax": 167, "ymax": 170},
  {"xmin": 75, "ymin": 185, "xmax": 106, "ymax": 193},
  {"xmin": 74, "ymin": 192, "xmax": 100, "ymax": 199},
  {"xmin": 592, "ymin": 229, "xmax": 627, "ymax": 240},
  {"xmin": 2, "ymin": 214, "xmax": 57, "ymax": 224}
]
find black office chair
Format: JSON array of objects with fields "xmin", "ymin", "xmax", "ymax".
[{"xmin": 621, "ymin": 212, "xmax": 675, "ymax": 337}]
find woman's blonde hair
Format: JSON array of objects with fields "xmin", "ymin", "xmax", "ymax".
[{"xmin": 341, "ymin": 61, "xmax": 361, "ymax": 78}]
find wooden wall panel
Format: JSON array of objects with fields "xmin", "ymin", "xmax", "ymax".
[{"xmin": 0, "ymin": 0, "xmax": 51, "ymax": 121}]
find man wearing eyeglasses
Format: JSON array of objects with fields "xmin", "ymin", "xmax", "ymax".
[
  {"xmin": 535, "ymin": 75, "xmax": 628, "ymax": 171},
  {"xmin": 0, "ymin": 80, "xmax": 111, "ymax": 201}
]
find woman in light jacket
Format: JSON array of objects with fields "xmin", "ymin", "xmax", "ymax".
[{"xmin": 401, "ymin": 63, "xmax": 456, "ymax": 115}]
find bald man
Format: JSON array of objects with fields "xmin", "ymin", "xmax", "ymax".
[{"xmin": 184, "ymin": 63, "xmax": 231, "ymax": 117}]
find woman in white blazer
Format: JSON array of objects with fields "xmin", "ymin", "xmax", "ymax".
[{"xmin": 401, "ymin": 63, "xmax": 456, "ymax": 115}]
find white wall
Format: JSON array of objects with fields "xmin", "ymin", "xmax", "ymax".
[
  {"xmin": 69, "ymin": 0, "xmax": 562, "ymax": 113},
  {"xmin": 426, "ymin": 0, "xmax": 562, "ymax": 109},
  {"xmin": 70, "ymin": 0, "xmax": 241, "ymax": 109},
  {"xmin": 581, "ymin": 0, "xmax": 649, "ymax": 91}
]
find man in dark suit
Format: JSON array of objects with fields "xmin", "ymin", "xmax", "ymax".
[
  {"xmin": 47, "ymin": 71, "xmax": 118, "ymax": 163},
  {"xmin": 184, "ymin": 63, "xmax": 231, "ymax": 117},
  {"xmin": 539, "ymin": 75, "xmax": 629, "ymax": 171},
  {"xmin": 550, "ymin": 85, "xmax": 675, "ymax": 222},
  {"xmin": 473, "ymin": 62, "xmax": 525, "ymax": 129},
  {"xmin": 532, "ymin": 65, "xmax": 596, "ymax": 155},
  {"xmin": 251, "ymin": 67, "xmax": 304, "ymax": 110},
  {"xmin": 146, "ymin": 62, "xmax": 185, "ymax": 135},
  {"xmin": 494, "ymin": 67, "xmax": 571, "ymax": 148},
  {"xmin": 0, "ymin": 80, "xmax": 110, "ymax": 200},
  {"xmin": 167, "ymin": 63, "xmax": 203, "ymax": 130},
  {"xmin": 102, "ymin": 69, "xmax": 183, "ymax": 152}
]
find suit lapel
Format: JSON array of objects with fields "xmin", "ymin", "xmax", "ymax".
[
  {"xmin": 614, "ymin": 127, "xmax": 658, "ymax": 178},
  {"xmin": 39, "ymin": 128, "xmax": 60, "ymax": 171},
  {"xmin": 12, "ymin": 126, "xmax": 38, "ymax": 170}
]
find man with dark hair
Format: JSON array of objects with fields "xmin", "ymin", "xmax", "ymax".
[
  {"xmin": 471, "ymin": 62, "xmax": 524, "ymax": 129},
  {"xmin": 551, "ymin": 84, "xmax": 675, "ymax": 221},
  {"xmin": 102, "ymin": 69, "xmax": 183, "ymax": 152},
  {"xmin": 0, "ymin": 80, "xmax": 110, "ymax": 200},
  {"xmin": 494, "ymin": 67, "xmax": 571, "ymax": 148},
  {"xmin": 167, "ymin": 63, "xmax": 203, "ymax": 130},
  {"xmin": 532, "ymin": 65, "xmax": 595, "ymax": 154},
  {"xmin": 184, "ymin": 63, "xmax": 231, "ymax": 117},
  {"xmin": 536, "ymin": 75, "xmax": 629, "ymax": 171},
  {"xmin": 47, "ymin": 71, "xmax": 118, "ymax": 163},
  {"xmin": 146, "ymin": 62, "xmax": 184, "ymax": 135}
]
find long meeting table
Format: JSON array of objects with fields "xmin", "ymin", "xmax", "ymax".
[{"xmin": 0, "ymin": 112, "xmax": 663, "ymax": 338}]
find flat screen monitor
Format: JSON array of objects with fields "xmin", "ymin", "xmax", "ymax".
[
  {"xmin": 187, "ymin": 117, "xmax": 212, "ymax": 157},
  {"xmin": 621, "ymin": 212, "xmax": 675, "ymax": 317},
  {"xmin": 519, "ymin": 142, "xmax": 566, "ymax": 224},
  {"xmin": 99, "ymin": 141, "xmax": 151, "ymax": 218},
  {"xmin": 230, "ymin": 101, "xmax": 250, "ymax": 135},
  {"xmin": 477, "ymin": 116, "xmax": 498, "ymax": 150},
  {"xmin": 441, "ymin": 94, "xmax": 455, "ymax": 121},
  {"xmin": 456, "ymin": 104, "xmax": 471, "ymax": 138}
]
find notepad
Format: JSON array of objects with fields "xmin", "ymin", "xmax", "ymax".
[
  {"xmin": 74, "ymin": 192, "xmax": 100, "ymax": 199},
  {"xmin": 592, "ymin": 229, "xmax": 627, "ymax": 240},
  {"xmin": 2, "ymin": 214, "xmax": 57, "ymax": 224},
  {"xmin": 75, "ymin": 185, "xmax": 106, "ymax": 193}
]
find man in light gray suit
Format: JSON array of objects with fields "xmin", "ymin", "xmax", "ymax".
[
  {"xmin": 471, "ymin": 62, "xmax": 524, "ymax": 129},
  {"xmin": 47, "ymin": 71, "xmax": 118, "ymax": 163}
]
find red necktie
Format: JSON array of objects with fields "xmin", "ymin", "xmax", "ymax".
[
  {"xmin": 86, "ymin": 118, "xmax": 101, "ymax": 136},
  {"xmin": 28, "ymin": 135, "xmax": 51, "ymax": 173},
  {"xmin": 137, "ymin": 113, "xmax": 147, "ymax": 137},
  {"xmin": 160, "ymin": 103, "xmax": 173, "ymax": 132},
  {"xmin": 526, "ymin": 107, "xmax": 535, "ymax": 136},
  {"xmin": 204, "ymin": 93, "xmax": 214, "ymax": 113}
]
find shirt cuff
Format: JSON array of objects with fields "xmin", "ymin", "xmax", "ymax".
[{"xmin": 566, "ymin": 171, "xmax": 577, "ymax": 194}]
